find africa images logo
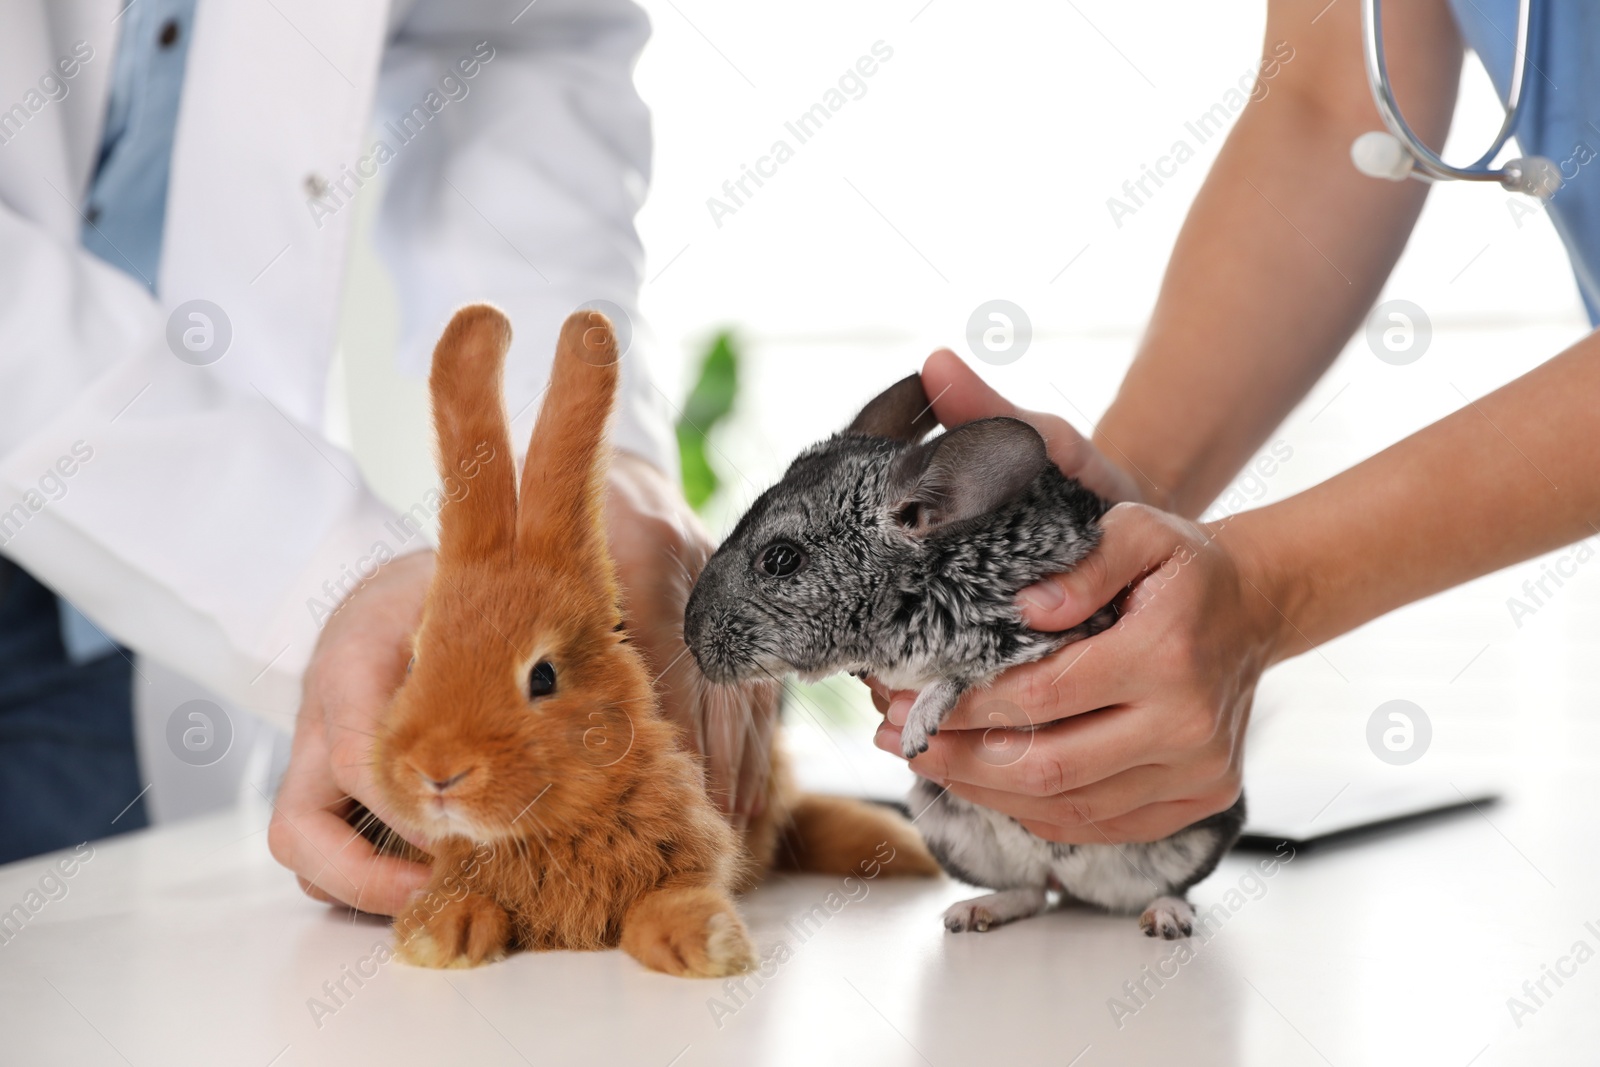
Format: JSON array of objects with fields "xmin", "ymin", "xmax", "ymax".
[
  {"xmin": 1105, "ymin": 40, "xmax": 1294, "ymax": 229},
  {"xmin": 704, "ymin": 41, "xmax": 895, "ymax": 229}
]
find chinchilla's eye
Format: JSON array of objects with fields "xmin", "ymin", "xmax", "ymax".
[
  {"xmin": 527, "ymin": 660, "xmax": 557, "ymax": 700},
  {"xmin": 758, "ymin": 542, "xmax": 806, "ymax": 578}
]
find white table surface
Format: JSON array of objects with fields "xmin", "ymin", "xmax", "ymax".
[{"xmin": 2, "ymin": 727, "xmax": 1597, "ymax": 1067}]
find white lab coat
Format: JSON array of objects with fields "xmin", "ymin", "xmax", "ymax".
[{"xmin": 0, "ymin": 0, "xmax": 673, "ymax": 733}]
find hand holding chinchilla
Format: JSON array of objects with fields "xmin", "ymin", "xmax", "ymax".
[{"xmin": 685, "ymin": 367, "xmax": 1244, "ymax": 938}]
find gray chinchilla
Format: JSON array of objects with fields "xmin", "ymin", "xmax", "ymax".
[{"xmin": 684, "ymin": 373, "xmax": 1245, "ymax": 938}]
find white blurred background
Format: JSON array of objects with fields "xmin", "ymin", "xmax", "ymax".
[{"xmin": 141, "ymin": 1, "xmax": 1597, "ymax": 825}]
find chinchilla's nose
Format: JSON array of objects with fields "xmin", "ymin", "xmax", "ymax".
[
  {"xmin": 683, "ymin": 579, "xmax": 712, "ymax": 655},
  {"xmin": 683, "ymin": 565, "xmax": 746, "ymax": 684},
  {"xmin": 683, "ymin": 606, "xmax": 730, "ymax": 683},
  {"xmin": 683, "ymin": 613, "xmax": 716, "ymax": 675}
]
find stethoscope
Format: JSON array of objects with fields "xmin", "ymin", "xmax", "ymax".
[{"xmin": 1350, "ymin": 0, "xmax": 1562, "ymax": 201}]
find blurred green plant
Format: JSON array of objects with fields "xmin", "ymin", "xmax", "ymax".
[
  {"xmin": 675, "ymin": 331, "xmax": 741, "ymax": 511},
  {"xmin": 789, "ymin": 675, "xmax": 881, "ymax": 730}
]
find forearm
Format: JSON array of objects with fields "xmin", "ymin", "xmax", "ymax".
[
  {"xmin": 1095, "ymin": 0, "xmax": 1462, "ymax": 517},
  {"xmin": 1231, "ymin": 330, "xmax": 1600, "ymax": 660}
]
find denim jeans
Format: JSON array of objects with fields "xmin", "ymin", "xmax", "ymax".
[{"xmin": 0, "ymin": 559, "xmax": 145, "ymax": 865}]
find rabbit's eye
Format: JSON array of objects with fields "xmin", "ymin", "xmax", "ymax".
[
  {"xmin": 405, "ymin": 656, "xmax": 415, "ymax": 675},
  {"xmin": 758, "ymin": 543, "xmax": 806, "ymax": 578},
  {"xmin": 527, "ymin": 660, "xmax": 557, "ymax": 700}
]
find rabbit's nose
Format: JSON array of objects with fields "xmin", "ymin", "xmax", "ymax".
[{"xmin": 419, "ymin": 767, "xmax": 474, "ymax": 794}]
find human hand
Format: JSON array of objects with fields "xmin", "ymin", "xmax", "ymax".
[
  {"xmin": 919, "ymin": 348, "xmax": 1147, "ymax": 506},
  {"xmin": 604, "ymin": 452, "xmax": 781, "ymax": 832},
  {"xmin": 866, "ymin": 344, "xmax": 1149, "ymax": 773},
  {"xmin": 873, "ymin": 502, "xmax": 1288, "ymax": 842},
  {"xmin": 269, "ymin": 550, "xmax": 435, "ymax": 915}
]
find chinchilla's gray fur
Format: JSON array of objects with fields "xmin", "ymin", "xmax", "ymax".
[{"xmin": 684, "ymin": 373, "xmax": 1244, "ymax": 938}]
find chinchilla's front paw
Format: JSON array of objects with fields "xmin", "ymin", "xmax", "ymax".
[
  {"xmin": 900, "ymin": 716, "xmax": 934, "ymax": 759},
  {"xmin": 900, "ymin": 696, "xmax": 946, "ymax": 759},
  {"xmin": 898, "ymin": 679, "xmax": 963, "ymax": 760}
]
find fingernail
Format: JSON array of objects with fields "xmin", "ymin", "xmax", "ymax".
[
  {"xmin": 1018, "ymin": 580, "xmax": 1064, "ymax": 611},
  {"xmin": 873, "ymin": 722, "xmax": 897, "ymax": 751},
  {"xmin": 887, "ymin": 697, "xmax": 913, "ymax": 727}
]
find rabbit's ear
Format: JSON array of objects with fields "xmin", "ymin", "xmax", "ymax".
[
  {"xmin": 847, "ymin": 374, "xmax": 938, "ymax": 443},
  {"xmin": 429, "ymin": 305, "xmax": 517, "ymax": 562},
  {"xmin": 516, "ymin": 311, "xmax": 620, "ymax": 571},
  {"xmin": 887, "ymin": 417, "xmax": 1048, "ymax": 535}
]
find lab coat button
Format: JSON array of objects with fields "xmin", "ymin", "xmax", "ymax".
[
  {"xmin": 303, "ymin": 173, "xmax": 330, "ymax": 198},
  {"xmin": 158, "ymin": 19, "xmax": 180, "ymax": 48}
]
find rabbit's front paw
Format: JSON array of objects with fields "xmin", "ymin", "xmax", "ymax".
[
  {"xmin": 1138, "ymin": 896, "xmax": 1194, "ymax": 940},
  {"xmin": 621, "ymin": 886, "xmax": 756, "ymax": 978},
  {"xmin": 396, "ymin": 892, "xmax": 511, "ymax": 968}
]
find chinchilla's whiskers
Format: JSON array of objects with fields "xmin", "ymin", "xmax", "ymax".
[
  {"xmin": 718, "ymin": 708, "xmax": 746, "ymax": 815},
  {"xmin": 665, "ymin": 652, "xmax": 784, "ymax": 819},
  {"xmin": 760, "ymin": 665, "xmax": 863, "ymax": 779},
  {"xmin": 709, "ymin": 677, "xmax": 777, "ymax": 808},
  {"xmin": 682, "ymin": 662, "xmax": 753, "ymax": 807},
  {"xmin": 658, "ymin": 542, "xmax": 699, "ymax": 591},
  {"xmin": 649, "ymin": 644, "xmax": 692, "ymax": 687}
]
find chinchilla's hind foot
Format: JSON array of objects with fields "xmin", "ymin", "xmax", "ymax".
[{"xmin": 1138, "ymin": 896, "xmax": 1195, "ymax": 940}]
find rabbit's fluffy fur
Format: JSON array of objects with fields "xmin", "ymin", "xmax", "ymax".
[
  {"xmin": 684, "ymin": 374, "xmax": 1244, "ymax": 938},
  {"xmin": 372, "ymin": 307, "xmax": 936, "ymax": 977}
]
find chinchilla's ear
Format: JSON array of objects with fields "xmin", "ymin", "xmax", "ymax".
[
  {"xmin": 887, "ymin": 417, "xmax": 1049, "ymax": 535},
  {"xmin": 846, "ymin": 374, "xmax": 938, "ymax": 443}
]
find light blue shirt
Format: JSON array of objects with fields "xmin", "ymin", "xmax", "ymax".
[
  {"xmin": 80, "ymin": 0, "xmax": 199, "ymax": 293},
  {"xmin": 1450, "ymin": 0, "xmax": 1600, "ymax": 323},
  {"xmin": 62, "ymin": 0, "xmax": 198, "ymax": 662}
]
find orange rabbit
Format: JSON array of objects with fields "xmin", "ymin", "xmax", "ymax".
[{"xmin": 373, "ymin": 305, "xmax": 935, "ymax": 977}]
